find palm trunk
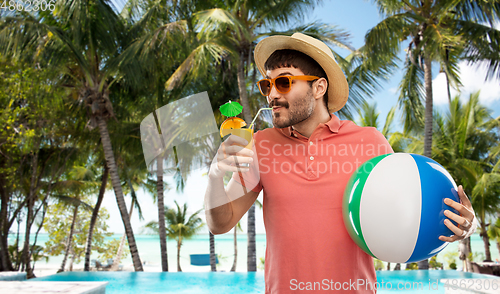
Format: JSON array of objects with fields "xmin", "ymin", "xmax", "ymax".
[
  {"xmin": 157, "ymin": 155, "xmax": 168, "ymax": 271},
  {"xmin": 177, "ymin": 235, "xmax": 182, "ymax": 272},
  {"xmin": 58, "ymin": 204, "xmax": 79, "ymax": 273},
  {"xmin": 467, "ymin": 236, "xmax": 473, "ymax": 271},
  {"xmin": 30, "ymin": 200, "xmax": 48, "ymax": 273},
  {"xmin": 209, "ymin": 231, "xmax": 216, "ymax": 272},
  {"xmin": 444, "ymin": 70, "xmax": 452, "ymax": 105},
  {"xmin": 418, "ymin": 53, "xmax": 434, "ymax": 271},
  {"xmin": 69, "ymin": 248, "xmax": 77, "ymax": 272},
  {"xmin": 0, "ymin": 177, "xmax": 14, "ymax": 271},
  {"xmin": 22, "ymin": 146, "xmax": 39, "ymax": 278},
  {"xmin": 110, "ymin": 200, "xmax": 134, "ymax": 271},
  {"xmin": 237, "ymin": 48, "xmax": 257, "ymax": 273},
  {"xmin": 386, "ymin": 262, "xmax": 391, "ymax": 271},
  {"xmin": 14, "ymin": 217, "xmax": 21, "ymax": 270},
  {"xmin": 459, "ymin": 238, "xmax": 471, "ymax": 272},
  {"xmin": 496, "ymin": 240, "xmax": 500, "ymax": 257},
  {"xmin": 423, "ymin": 52, "xmax": 434, "ymax": 158},
  {"xmin": 230, "ymin": 226, "xmax": 237, "ymax": 272},
  {"xmin": 247, "ymin": 203, "xmax": 256, "ymax": 271},
  {"xmin": 111, "ymin": 234, "xmax": 127, "ymax": 271},
  {"xmin": 237, "ymin": 50, "xmax": 252, "ymax": 124},
  {"xmin": 481, "ymin": 228, "xmax": 492, "ymax": 261},
  {"xmin": 96, "ymin": 116, "xmax": 143, "ymax": 271},
  {"xmin": 394, "ymin": 263, "xmax": 401, "ymax": 270},
  {"xmin": 84, "ymin": 164, "xmax": 109, "ymax": 271}
]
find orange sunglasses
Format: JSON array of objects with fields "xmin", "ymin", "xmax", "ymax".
[{"xmin": 257, "ymin": 75, "xmax": 320, "ymax": 96}]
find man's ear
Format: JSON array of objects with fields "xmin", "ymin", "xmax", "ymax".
[{"xmin": 313, "ymin": 78, "xmax": 328, "ymax": 101}]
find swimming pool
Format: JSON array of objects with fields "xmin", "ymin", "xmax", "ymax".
[
  {"xmin": 32, "ymin": 272, "xmax": 265, "ymax": 293},
  {"xmin": 31, "ymin": 270, "xmax": 496, "ymax": 293}
]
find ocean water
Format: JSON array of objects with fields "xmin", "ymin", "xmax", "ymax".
[
  {"xmin": 9, "ymin": 233, "xmax": 499, "ymax": 272},
  {"xmin": 9, "ymin": 233, "xmax": 267, "ymax": 272}
]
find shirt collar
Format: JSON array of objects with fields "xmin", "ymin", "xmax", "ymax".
[{"xmin": 279, "ymin": 114, "xmax": 340, "ymax": 137}]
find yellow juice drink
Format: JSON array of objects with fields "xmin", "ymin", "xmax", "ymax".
[{"xmin": 220, "ymin": 127, "xmax": 254, "ymax": 149}]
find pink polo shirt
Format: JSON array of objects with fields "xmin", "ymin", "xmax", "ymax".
[{"xmin": 233, "ymin": 114, "xmax": 393, "ymax": 293}]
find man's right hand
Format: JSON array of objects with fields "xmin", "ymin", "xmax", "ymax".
[
  {"xmin": 209, "ymin": 134, "xmax": 254, "ymax": 178},
  {"xmin": 205, "ymin": 133, "xmax": 260, "ymax": 234}
]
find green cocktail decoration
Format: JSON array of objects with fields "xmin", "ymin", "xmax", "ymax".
[{"xmin": 219, "ymin": 100, "xmax": 243, "ymax": 117}]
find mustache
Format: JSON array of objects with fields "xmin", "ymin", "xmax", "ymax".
[{"xmin": 269, "ymin": 100, "xmax": 289, "ymax": 108}]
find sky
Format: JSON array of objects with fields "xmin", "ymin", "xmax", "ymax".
[{"xmin": 103, "ymin": 0, "xmax": 500, "ymax": 235}]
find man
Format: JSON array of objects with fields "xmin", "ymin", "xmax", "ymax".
[{"xmin": 204, "ymin": 33, "xmax": 476, "ymax": 293}]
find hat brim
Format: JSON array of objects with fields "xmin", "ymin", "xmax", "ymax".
[{"xmin": 254, "ymin": 35, "xmax": 349, "ymax": 113}]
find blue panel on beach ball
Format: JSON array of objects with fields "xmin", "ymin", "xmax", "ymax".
[{"xmin": 406, "ymin": 154, "xmax": 460, "ymax": 263}]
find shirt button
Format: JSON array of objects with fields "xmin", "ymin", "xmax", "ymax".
[
  {"xmin": 309, "ymin": 141, "xmax": 313, "ymax": 145},
  {"xmin": 310, "ymin": 156, "xmax": 314, "ymax": 160}
]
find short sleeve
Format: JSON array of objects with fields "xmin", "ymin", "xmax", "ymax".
[{"xmin": 368, "ymin": 127, "xmax": 394, "ymax": 156}]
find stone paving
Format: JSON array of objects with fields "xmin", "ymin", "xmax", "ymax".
[
  {"xmin": 442, "ymin": 278, "xmax": 500, "ymax": 294},
  {"xmin": 0, "ymin": 281, "xmax": 107, "ymax": 294},
  {"xmin": 0, "ymin": 272, "xmax": 26, "ymax": 281}
]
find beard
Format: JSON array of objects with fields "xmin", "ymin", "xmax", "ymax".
[{"xmin": 270, "ymin": 89, "xmax": 315, "ymax": 129}]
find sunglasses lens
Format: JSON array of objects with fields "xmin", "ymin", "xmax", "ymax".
[
  {"xmin": 275, "ymin": 77, "xmax": 291, "ymax": 93},
  {"xmin": 258, "ymin": 80, "xmax": 271, "ymax": 95}
]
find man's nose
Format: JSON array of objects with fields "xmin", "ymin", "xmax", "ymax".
[{"xmin": 267, "ymin": 82, "xmax": 281, "ymax": 102}]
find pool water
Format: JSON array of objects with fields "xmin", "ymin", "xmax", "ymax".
[
  {"xmin": 32, "ymin": 272, "xmax": 265, "ymax": 294},
  {"xmin": 31, "ymin": 270, "xmax": 496, "ymax": 293},
  {"xmin": 373, "ymin": 270, "xmax": 496, "ymax": 293}
]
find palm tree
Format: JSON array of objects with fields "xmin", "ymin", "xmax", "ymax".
[
  {"xmin": 0, "ymin": 0, "xmax": 148, "ymax": 271},
  {"xmin": 488, "ymin": 216, "xmax": 500, "ymax": 258},
  {"xmin": 110, "ymin": 196, "xmax": 137, "ymax": 271},
  {"xmin": 84, "ymin": 164, "xmax": 108, "ymax": 271},
  {"xmin": 365, "ymin": 1, "xmax": 500, "ymax": 160},
  {"xmin": 230, "ymin": 222, "xmax": 243, "ymax": 272},
  {"xmin": 166, "ymin": 201, "xmax": 204, "ymax": 272},
  {"xmin": 431, "ymin": 92, "xmax": 500, "ymax": 263},
  {"xmin": 472, "ymin": 175, "xmax": 500, "ymax": 261},
  {"xmin": 364, "ymin": 0, "xmax": 500, "ymax": 269},
  {"xmin": 123, "ymin": 0, "xmax": 218, "ymax": 271},
  {"xmin": 57, "ymin": 200, "xmax": 80, "ymax": 273},
  {"xmin": 51, "ymin": 164, "xmax": 97, "ymax": 272},
  {"xmin": 146, "ymin": 201, "xmax": 204, "ymax": 272},
  {"xmin": 356, "ymin": 101, "xmax": 410, "ymax": 153}
]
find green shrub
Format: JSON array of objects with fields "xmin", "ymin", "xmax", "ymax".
[{"xmin": 405, "ymin": 262, "xmax": 418, "ymax": 270}]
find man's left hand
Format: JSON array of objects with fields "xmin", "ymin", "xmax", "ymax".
[{"xmin": 439, "ymin": 185, "xmax": 477, "ymax": 243}]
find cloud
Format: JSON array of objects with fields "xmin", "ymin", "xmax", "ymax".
[
  {"xmin": 432, "ymin": 61, "xmax": 500, "ymax": 106},
  {"xmin": 388, "ymin": 87, "xmax": 398, "ymax": 94}
]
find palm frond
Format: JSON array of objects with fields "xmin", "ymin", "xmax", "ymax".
[
  {"xmin": 453, "ymin": 0, "xmax": 500, "ymax": 25},
  {"xmin": 165, "ymin": 39, "xmax": 231, "ymax": 91},
  {"xmin": 50, "ymin": 194, "xmax": 93, "ymax": 211},
  {"xmin": 251, "ymin": 0, "xmax": 318, "ymax": 29},
  {"xmin": 382, "ymin": 106, "xmax": 397, "ymax": 137},
  {"xmin": 456, "ymin": 20, "xmax": 500, "ymax": 80},
  {"xmin": 365, "ymin": 12, "xmax": 410, "ymax": 58},
  {"xmin": 264, "ymin": 22, "xmax": 354, "ymax": 52},
  {"xmin": 398, "ymin": 50, "xmax": 425, "ymax": 134},
  {"xmin": 195, "ymin": 8, "xmax": 248, "ymax": 41},
  {"xmin": 336, "ymin": 46, "xmax": 398, "ymax": 118},
  {"xmin": 372, "ymin": 0, "xmax": 411, "ymax": 16}
]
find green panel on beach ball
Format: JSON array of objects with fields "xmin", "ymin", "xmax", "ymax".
[{"xmin": 342, "ymin": 153, "xmax": 391, "ymax": 258}]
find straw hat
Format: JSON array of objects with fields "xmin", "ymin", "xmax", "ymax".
[{"xmin": 254, "ymin": 33, "xmax": 349, "ymax": 113}]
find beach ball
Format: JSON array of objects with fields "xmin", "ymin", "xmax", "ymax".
[{"xmin": 342, "ymin": 153, "xmax": 460, "ymax": 263}]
